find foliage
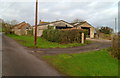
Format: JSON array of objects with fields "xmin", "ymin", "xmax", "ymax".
[
  {"xmin": 48, "ymin": 25, "xmax": 54, "ymax": 29},
  {"xmin": 2, "ymin": 23, "xmax": 13, "ymax": 34},
  {"xmin": 118, "ymin": 31, "xmax": 120, "ymax": 35},
  {"xmin": 72, "ymin": 18, "xmax": 83, "ymax": 23},
  {"xmin": 110, "ymin": 35, "xmax": 120, "ymax": 60},
  {"xmin": 0, "ymin": 19, "xmax": 14, "ymax": 33},
  {"xmin": 95, "ymin": 27, "xmax": 113, "ymax": 40},
  {"xmin": 98, "ymin": 33, "xmax": 112, "ymax": 40},
  {"xmin": 6, "ymin": 34, "xmax": 88, "ymax": 48},
  {"xmin": 10, "ymin": 20, "xmax": 18, "ymax": 25},
  {"xmin": 0, "ymin": 28, "xmax": 2, "ymax": 32},
  {"xmin": 27, "ymin": 29, "xmax": 33, "ymax": 36},
  {"xmin": 43, "ymin": 49, "xmax": 119, "ymax": 76},
  {"xmin": 98, "ymin": 26, "xmax": 113, "ymax": 34},
  {"xmin": 42, "ymin": 29, "xmax": 86, "ymax": 43}
]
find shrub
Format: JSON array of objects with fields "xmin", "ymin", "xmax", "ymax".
[
  {"xmin": 27, "ymin": 29, "xmax": 33, "ymax": 36},
  {"xmin": 48, "ymin": 25, "xmax": 55, "ymax": 29},
  {"xmin": 98, "ymin": 26, "xmax": 113, "ymax": 34},
  {"xmin": 42, "ymin": 29, "xmax": 86, "ymax": 43},
  {"xmin": 98, "ymin": 33, "xmax": 112, "ymax": 40},
  {"xmin": 110, "ymin": 35, "xmax": 120, "ymax": 60}
]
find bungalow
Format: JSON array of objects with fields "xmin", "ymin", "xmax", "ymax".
[
  {"xmin": 12, "ymin": 21, "xmax": 31, "ymax": 35},
  {"xmin": 33, "ymin": 20, "xmax": 95, "ymax": 38}
]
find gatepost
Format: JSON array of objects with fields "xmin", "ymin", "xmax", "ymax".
[{"xmin": 81, "ymin": 32, "xmax": 84, "ymax": 44}]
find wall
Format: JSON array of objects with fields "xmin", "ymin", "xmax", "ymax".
[{"xmin": 33, "ymin": 25, "xmax": 48, "ymax": 36}]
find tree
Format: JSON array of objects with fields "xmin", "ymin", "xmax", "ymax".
[
  {"xmin": 0, "ymin": 19, "xmax": 14, "ymax": 33},
  {"xmin": 98, "ymin": 26, "xmax": 113, "ymax": 34},
  {"xmin": 10, "ymin": 20, "xmax": 18, "ymax": 25},
  {"xmin": 72, "ymin": 19, "xmax": 83, "ymax": 23}
]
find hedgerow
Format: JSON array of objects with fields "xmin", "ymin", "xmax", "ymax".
[
  {"xmin": 110, "ymin": 35, "xmax": 120, "ymax": 60},
  {"xmin": 42, "ymin": 29, "xmax": 86, "ymax": 43}
]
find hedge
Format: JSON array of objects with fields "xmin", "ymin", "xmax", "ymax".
[
  {"xmin": 110, "ymin": 35, "xmax": 120, "ymax": 60},
  {"xmin": 42, "ymin": 29, "xmax": 86, "ymax": 43}
]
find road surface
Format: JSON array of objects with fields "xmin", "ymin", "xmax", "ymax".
[{"xmin": 2, "ymin": 36, "xmax": 61, "ymax": 76}]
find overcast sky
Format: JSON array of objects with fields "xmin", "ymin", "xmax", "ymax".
[{"xmin": 0, "ymin": 0, "xmax": 119, "ymax": 29}]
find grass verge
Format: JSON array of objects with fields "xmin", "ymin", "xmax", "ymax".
[
  {"xmin": 43, "ymin": 49, "xmax": 119, "ymax": 76},
  {"xmin": 6, "ymin": 34, "xmax": 91, "ymax": 48}
]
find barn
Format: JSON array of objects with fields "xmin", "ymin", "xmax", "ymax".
[{"xmin": 33, "ymin": 20, "xmax": 95, "ymax": 38}]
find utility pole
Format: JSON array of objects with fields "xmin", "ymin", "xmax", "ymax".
[
  {"xmin": 34, "ymin": 0, "xmax": 38, "ymax": 46},
  {"xmin": 115, "ymin": 18, "xmax": 117, "ymax": 34}
]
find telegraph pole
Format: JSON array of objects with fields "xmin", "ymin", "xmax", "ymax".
[
  {"xmin": 115, "ymin": 18, "xmax": 117, "ymax": 34},
  {"xmin": 34, "ymin": 0, "xmax": 38, "ymax": 46}
]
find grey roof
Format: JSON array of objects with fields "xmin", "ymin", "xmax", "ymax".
[{"xmin": 37, "ymin": 20, "xmax": 73, "ymax": 26}]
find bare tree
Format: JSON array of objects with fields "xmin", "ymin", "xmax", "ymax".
[
  {"xmin": 72, "ymin": 19, "xmax": 83, "ymax": 23},
  {"xmin": 10, "ymin": 20, "xmax": 18, "ymax": 25}
]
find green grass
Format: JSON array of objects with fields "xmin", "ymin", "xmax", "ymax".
[
  {"xmin": 6, "ymin": 34, "xmax": 90, "ymax": 48},
  {"xmin": 0, "ymin": 27, "xmax": 2, "ymax": 32},
  {"xmin": 43, "ymin": 49, "xmax": 119, "ymax": 76}
]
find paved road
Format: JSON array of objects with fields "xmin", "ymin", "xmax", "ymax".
[{"xmin": 2, "ymin": 36, "xmax": 61, "ymax": 76}]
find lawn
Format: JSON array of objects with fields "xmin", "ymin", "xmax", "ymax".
[
  {"xmin": 6, "ymin": 34, "xmax": 91, "ymax": 48},
  {"xmin": 43, "ymin": 49, "xmax": 119, "ymax": 76}
]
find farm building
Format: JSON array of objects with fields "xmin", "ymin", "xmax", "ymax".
[
  {"xmin": 33, "ymin": 20, "xmax": 73, "ymax": 36},
  {"xmin": 12, "ymin": 22, "xmax": 31, "ymax": 35},
  {"xmin": 71, "ymin": 21, "xmax": 95, "ymax": 38},
  {"xmin": 33, "ymin": 20, "xmax": 95, "ymax": 38}
]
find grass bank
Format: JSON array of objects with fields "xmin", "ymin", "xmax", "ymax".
[
  {"xmin": 43, "ymin": 49, "xmax": 119, "ymax": 76},
  {"xmin": 6, "ymin": 34, "xmax": 91, "ymax": 48},
  {"xmin": 0, "ymin": 27, "xmax": 2, "ymax": 32}
]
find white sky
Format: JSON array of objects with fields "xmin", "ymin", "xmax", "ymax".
[{"xmin": 0, "ymin": 0, "xmax": 119, "ymax": 29}]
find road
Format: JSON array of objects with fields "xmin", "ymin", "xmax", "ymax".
[{"xmin": 2, "ymin": 36, "xmax": 61, "ymax": 76}]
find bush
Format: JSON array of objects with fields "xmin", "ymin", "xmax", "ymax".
[
  {"xmin": 27, "ymin": 29, "xmax": 33, "ymax": 36},
  {"xmin": 110, "ymin": 35, "xmax": 120, "ymax": 60},
  {"xmin": 42, "ymin": 29, "xmax": 86, "ymax": 43},
  {"xmin": 98, "ymin": 33, "xmax": 112, "ymax": 40},
  {"xmin": 48, "ymin": 25, "xmax": 54, "ymax": 29},
  {"xmin": 98, "ymin": 26, "xmax": 113, "ymax": 34}
]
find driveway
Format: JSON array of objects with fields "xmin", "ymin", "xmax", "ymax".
[
  {"xmin": 28, "ymin": 39, "xmax": 111, "ymax": 56},
  {"xmin": 2, "ymin": 36, "xmax": 61, "ymax": 76}
]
